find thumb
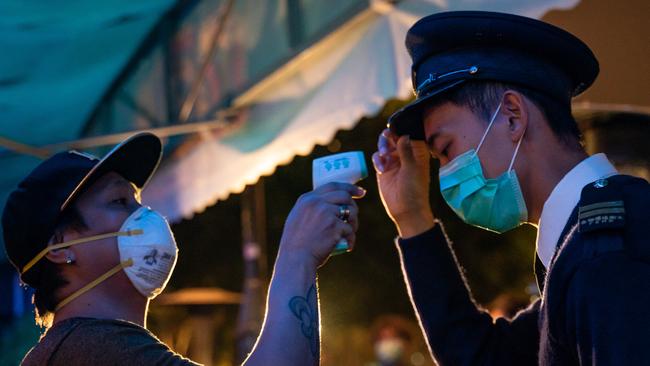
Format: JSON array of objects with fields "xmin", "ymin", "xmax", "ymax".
[{"xmin": 396, "ymin": 135, "xmax": 416, "ymax": 168}]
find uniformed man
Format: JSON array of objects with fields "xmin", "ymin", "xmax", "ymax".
[{"xmin": 372, "ymin": 11, "xmax": 650, "ymax": 365}]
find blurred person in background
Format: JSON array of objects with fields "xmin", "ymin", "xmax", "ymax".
[
  {"xmin": 373, "ymin": 11, "xmax": 650, "ymax": 366},
  {"xmin": 487, "ymin": 292, "xmax": 532, "ymax": 320},
  {"xmin": 2, "ymin": 132, "xmax": 364, "ymax": 365},
  {"xmin": 370, "ymin": 314, "xmax": 416, "ymax": 366}
]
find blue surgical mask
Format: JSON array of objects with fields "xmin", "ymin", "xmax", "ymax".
[{"xmin": 438, "ymin": 103, "xmax": 528, "ymax": 233}]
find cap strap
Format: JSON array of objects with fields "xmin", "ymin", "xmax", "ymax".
[
  {"xmin": 21, "ymin": 229, "xmax": 143, "ymax": 275},
  {"xmin": 54, "ymin": 258, "xmax": 134, "ymax": 311},
  {"xmin": 415, "ymin": 66, "xmax": 479, "ymax": 97}
]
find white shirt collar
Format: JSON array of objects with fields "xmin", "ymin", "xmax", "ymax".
[{"xmin": 536, "ymin": 153, "xmax": 618, "ymax": 268}]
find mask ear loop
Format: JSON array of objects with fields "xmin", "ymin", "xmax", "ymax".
[
  {"xmin": 507, "ymin": 128, "xmax": 526, "ymax": 173},
  {"xmin": 54, "ymin": 258, "xmax": 134, "ymax": 311},
  {"xmin": 475, "ymin": 103, "xmax": 503, "ymax": 155},
  {"xmin": 21, "ymin": 229, "xmax": 143, "ymax": 275}
]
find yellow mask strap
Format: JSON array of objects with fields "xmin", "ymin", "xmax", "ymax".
[
  {"xmin": 54, "ymin": 258, "xmax": 134, "ymax": 312},
  {"xmin": 21, "ymin": 229, "xmax": 143, "ymax": 275}
]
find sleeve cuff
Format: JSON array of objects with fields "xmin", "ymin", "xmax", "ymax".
[{"xmin": 395, "ymin": 220, "xmax": 444, "ymax": 247}]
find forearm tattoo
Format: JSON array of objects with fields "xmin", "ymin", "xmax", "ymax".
[{"xmin": 289, "ymin": 284, "xmax": 319, "ymax": 358}]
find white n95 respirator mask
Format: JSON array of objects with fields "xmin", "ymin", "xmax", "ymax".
[{"xmin": 118, "ymin": 206, "xmax": 178, "ymax": 299}]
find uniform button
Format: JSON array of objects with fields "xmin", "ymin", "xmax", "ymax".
[{"xmin": 593, "ymin": 179, "xmax": 608, "ymax": 188}]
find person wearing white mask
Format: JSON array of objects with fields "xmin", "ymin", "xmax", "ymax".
[
  {"xmin": 373, "ymin": 11, "xmax": 650, "ymax": 366},
  {"xmin": 3, "ymin": 132, "xmax": 364, "ymax": 365}
]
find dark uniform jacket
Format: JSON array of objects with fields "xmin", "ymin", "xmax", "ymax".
[{"xmin": 397, "ymin": 175, "xmax": 650, "ymax": 365}]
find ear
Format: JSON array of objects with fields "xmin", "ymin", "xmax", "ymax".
[
  {"xmin": 45, "ymin": 247, "xmax": 76, "ymax": 265},
  {"xmin": 501, "ymin": 90, "xmax": 528, "ymax": 143},
  {"xmin": 44, "ymin": 230, "xmax": 80, "ymax": 265}
]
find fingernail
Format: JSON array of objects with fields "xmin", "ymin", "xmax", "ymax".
[{"xmin": 357, "ymin": 186, "xmax": 367, "ymax": 196}]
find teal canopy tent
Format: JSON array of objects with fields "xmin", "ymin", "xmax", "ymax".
[{"xmin": 3, "ymin": 0, "xmax": 646, "ymax": 264}]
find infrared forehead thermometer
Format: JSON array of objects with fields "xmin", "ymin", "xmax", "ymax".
[{"xmin": 312, "ymin": 151, "xmax": 368, "ymax": 255}]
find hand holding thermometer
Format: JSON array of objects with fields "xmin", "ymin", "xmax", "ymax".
[{"xmin": 312, "ymin": 151, "xmax": 368, "ymax": 255}]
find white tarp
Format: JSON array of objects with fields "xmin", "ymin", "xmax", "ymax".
[{"xmin": 143, "ymin": 0, "xmax": 580, "ymax": 220}]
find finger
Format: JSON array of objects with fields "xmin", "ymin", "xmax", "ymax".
[
  {"xmin": 342, "ymin": 233, "xmax": 356, "ymax": 252},
  {"xmin": 396, "ymin": 135, "xmax": 416, "ymax": 168},
  {"xmin": 372, "ymin": 151, "xmax": 385, "ymax": 174},
  {"xmin": 382, "ymin": 129, "xmax": 399, "ymax": 148},
  {"xmin": 378, "ymin": 130, "xmax": 392, "ymax": 156},
  {"xmin": 411, "ymin": 139, "xmax": 431, "ymax": 161},
  {"xmin": 337, "ymin": 223, "xmax": 355, "ymax": 252},
  {"xmin": 347, "ymin": 203, "xmax": 359, "ymax": 232},
  {"xmin": 378, "ymin": 129, "xmax": 398, "ymax": 156},
  {"xmin": 337, "ymin": 221, "xmax": 354, "ymax": 242},
  {"xmin": 314, "ymin": 182, "xmax": 365, "ymax": 197},
  {"xmin": 333, "ymin": 200, "xmax": 359, "ymax": 231},
  {"xmin": 374, "ymin": 148, "xmax": 401, "ymax": 174},
  {"xmin": 327, "ymin": 200, "xmax": 358, "ymax": 223},
  {"xmin": 320, "ymin": 190, "xmax": 354, "ymax": 205},
  {"xmin": 352, "ymin": 186, "xmax": 366, "ymax": 199}
]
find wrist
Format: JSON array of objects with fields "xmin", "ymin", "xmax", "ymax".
[
  {"xmin": 275, "ymin": 248, "xmax": 319, "ymax": 273},
  {"xmin": 395, "ymin": 210, "xmax": 436, "ymax": 239}
]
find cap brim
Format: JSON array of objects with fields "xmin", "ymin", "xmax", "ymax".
[
  {"xmin": 61, "ymin": 132, "xmax": 162, "ymax": 210},
  {"xmin": 388, "ymin": 79, "xmax": 466, "ymax": 140}
]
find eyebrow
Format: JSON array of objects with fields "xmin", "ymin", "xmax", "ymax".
[
  {"xmin": 103, "ymin": 177, "xmax": 139, "ymax": 195},
  {"xmin": 108, "ymin": 177, "xmax": 134, "ymax": 189}
]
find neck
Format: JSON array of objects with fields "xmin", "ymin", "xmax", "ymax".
[
  {"xmin": 53, "ymin": 275, "xmax": 148, "ymax": 327},
  {"xmin": 522, "ymin": 145, "xmax": 588, "ymax": 225}
]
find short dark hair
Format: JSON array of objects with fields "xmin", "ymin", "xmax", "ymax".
[
  {"xmin": 432, "ymin": 80, "xmax": 583, "ymax": 149},
  {"xmin": 30, "ymin": 205, "xmax": 87, "ymax": 328}
]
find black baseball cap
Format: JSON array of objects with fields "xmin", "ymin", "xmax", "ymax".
[
  {"xmin": 2, "ymin": 132, "xmax": 162, "ymax": 284},
  {"xmin": 388, "ymin": 11, "xmax": 599, "ymax": 140}
]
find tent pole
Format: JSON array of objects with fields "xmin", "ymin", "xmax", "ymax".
[
  {"xmin": 0, "ymin": 136, "xmax": 49, "ymax": 159},
  {"xmin": 1, "ymin": 112, "xmax": 241, "ymax": 157},
  {"xmin": 41, "ymin": 117, "xmax": 236, "ymax": 151},
  {"xmin": 178, "ymin": 0, "xmax": 236, "ymax": 123},
  {"xmin": 235, "ymin": 180, "xmax": 268, "ymax": 363},
  {"xmin": 79, "ymin": 0, "xmax": 200, "ymax": 137}
]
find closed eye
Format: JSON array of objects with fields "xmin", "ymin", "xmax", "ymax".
[
  {"xmin": 112, "ymin": 198, "xmax": 128, "ymax": 206},
  {"xmin": 427, "ymin": 134, "xmax": 450, "ymax": 160}
]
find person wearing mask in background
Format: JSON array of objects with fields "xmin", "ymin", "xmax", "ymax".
[
  {"xmin": 370, "ymin": 314, "xmax": 418, "ymax": 366},
  {"xmin": 373, "ymin": 11, "xmax": 650, "ymax": 365},
  {"xmin": 3, "ymin": 132, "xmax": 364, "ymax": 365}
]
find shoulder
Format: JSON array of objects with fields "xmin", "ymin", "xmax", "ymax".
[
  {"xmin": 578, "ymin": 175, "xmax": 650, "ymax": 260},
  {"xmin": 58, "ymin": 317, "xmax": 151, "ymax": 342},
  {"xmin": 545, "ymin": 175, "xmax": 649, "ymax": 300},
  {"xmin": 48, "ymin": 318, "xmax": 198, "ymax": 365},
  {"xmin": 20, "ymin": 318, "xmax": 88, "ymax": 366},
  {"xmin": 561, "ymin": 174, "xmax": 650, "ymax": 291},
  {"xmin": 579, "ymin": 174, "xmax": 650, "ymax": 216}
]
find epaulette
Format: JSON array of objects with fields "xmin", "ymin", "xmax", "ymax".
[
  {"xmin": 578, "ymin": 178, "xmax": 625, "ymax": 233},
  {"xmin": 577, "ymin": 175, "xmax": 650, "ymax": 262}
]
